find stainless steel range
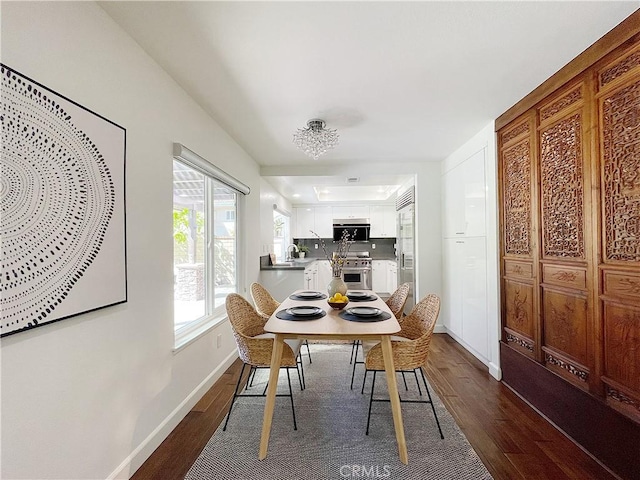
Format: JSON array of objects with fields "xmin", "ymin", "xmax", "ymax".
[{"xmin": 342, "ymin": 252, "xmax": 372, "ymax": 290}]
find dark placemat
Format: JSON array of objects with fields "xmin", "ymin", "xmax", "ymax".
[
  {"xmin": 289, "ymin": 292, "xmax": 328, "ymax": 301},
  {"xmin": 347, "ymin": 294, "xmax": 378, "ymax": 302},
  {"xmin": 275, "ymin": 309, "xmax": 327, "ymax": 321},
  {"xmin": 339, "ymin": 310, "xmax": 392, "ymax": 323}
]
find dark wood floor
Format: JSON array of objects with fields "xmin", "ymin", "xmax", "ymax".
[{"xmin": 132, "ymin": 334, "xmax": 615, "ymax": 480}]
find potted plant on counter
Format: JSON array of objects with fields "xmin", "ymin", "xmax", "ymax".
[{"xmin": 297, "ymin": 245, "xmax": 309, "ymax": 258}]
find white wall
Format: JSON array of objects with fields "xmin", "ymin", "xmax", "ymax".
[
  {"xmin": 440, "ymin": 121, "xmax": 501, "ymax": 379},
  {"xmin": 1, "ymin": 3, "xmax": 262, "ymax": 479}
]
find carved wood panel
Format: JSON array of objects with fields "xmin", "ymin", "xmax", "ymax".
[
  {"xmin": 543, "ymin": 289, "xmax": 588, "ymax": 364},
  {"xmin": 599, "ymin": 45, "xmax": 640, "ymax": 88},
  {"xmin": 601, "ymin": 78, "xmax": 640, "ymax": 263},
  {"xmin": 543, "ymin": 264, "xmax": 587, "ymax": 290},
  {"xmin": 603, "ymin": 302, "xmax": 640, "ymax": 395},
  {"xmin": 603, "ymin": 271, "xmax": 640, "ymax": 299},
  {"xmin": 504, "ymin": 280, "xmax": 534, "ymax": 339},
  {"xmin": 504, "ymin": 260, "xmax": 533, "ymax": 279},
  {"xmin": 539, "ymin": 113, "xmax": 585, "ymax": 258},
  {"xmin": 540, "ymin": 85, "xmax": 582, "ymax": 122},
  {"xmin": 502, "ymin": 139, "xmax": 532, "ymax": 256}
]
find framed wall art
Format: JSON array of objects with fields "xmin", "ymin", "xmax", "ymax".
[{"xmin": 1, "ymin": 64, "xmax": 127, "ymax": 337}]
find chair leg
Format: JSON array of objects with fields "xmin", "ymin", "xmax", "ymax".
[
  {"xmin": 365, "ymin": 370, "xmax": 377, "ymax": 435},
  {"xmin": 350, "ymin": 347, "xmax": 359, "ymax": 390},
  {"xmin": 349, "ymin": 340, "xmax": 358, "ymax": 364},
  {"xmin": 297, "ymin": 353, "xmax": 306, "ymax": 391},
  {"xmin": 361, "ymin": 369, "xmax": 368, "ymax": 394},
  {"xmin": 223, "ymin": 362, "xmax": 247, "ymax": 431},
  {"xmin": 401, "ymin": 371, "xmax": 408, "ymax": 391},
  {"xmin": 286, "ymin": 367, "xmax": 297, "ymax": 430},
  {"xmin": 247, "ymin": 366, "xmax": 256, "ymax": 388},
  {"xmin": 420, "ymin": 367, "xmax": 444, "ymax": 439},
  {"xmin": 414, "ymin": 369, "xmax": 422, "ymax": 396},
  {"xmin": 304, "ymin": 339, "xmax": 312, "ymax": 364}
]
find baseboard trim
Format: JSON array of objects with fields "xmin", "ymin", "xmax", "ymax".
[
  {"xmin": 489, "ymin": 362, "xmax": 502, "ymax": 381},
  {"xmin": 107, "ymin": 350, "xmax": 238, "ymax": 480},
  {"xmin": 442, "ymin": 327, "xmax": 490, "ymax": 368},
  {"xmin": 434, "ymin": 324, "xmax": 447, "ymax": 334}
]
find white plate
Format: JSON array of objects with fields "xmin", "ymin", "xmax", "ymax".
[
  {"xmin": 346, "ymin": 307, "xmax": 381, "ymax": 317},
  {"xmin": 286, "ymin": 306, "xmax": 323, "ymax": 316},
  {"xmin": 297, "ymin": 291, "xmax": 322, "ymax": 299},
  {"xmin": 347, "ymin": 291, "xmax": 369, "ymax": 299}
]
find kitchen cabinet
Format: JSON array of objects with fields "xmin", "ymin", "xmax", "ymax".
[
  {"xmin": 369, "ymin": 205, "xmax": 396, "ymax": 238},
  {"xmin": 303, "ymin": 262, "xmax": 318, "ymax": 290},
  {"xmin": 332, "ymin": 206, "xmax": 370, "ymax": 220},
  {"xmin": 314, "ymin": 207, "xmax": 333, "ymax": 238},
  {"xmin": 443, "ymin": 149, "xmax": 486, "ymax": 238},
  {"xmin": 293, "ymin": 207, "xmax": 315, "ymax": 238},
  {"xmin": 372, "ymin": 260, "xmax": 387, "ymax": 293},
  {"xmin": 316, "ymin": 260, "xmax": 332, "ymax": 291},
  {"xmin": 387, "ymin": 260, "xmax": 397, "ymax": 293}
]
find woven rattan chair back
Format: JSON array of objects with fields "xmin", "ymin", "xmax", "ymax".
[
  {"xmin": 250, "ymin": 282, "xmax": 281, "ymax": 318},
  {"xmin": 225, "ymin": 293, "xmax": 298, "ymax": 368},
  {"xmin": 385, "ymin": 283, "xmax": 411, "ymax": 320},
  {"xmin": 365, "ymin": 293, "xmax": 440, "ymax": 371}
]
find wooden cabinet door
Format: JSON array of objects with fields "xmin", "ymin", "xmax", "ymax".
[{"xmin": 596, "ymin": 44, "xmax": 640, "ymax": 419}]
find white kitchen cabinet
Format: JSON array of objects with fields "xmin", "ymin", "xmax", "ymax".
[
  {"xmin": 387, "ymin": 260, "xmax": 397, "ymax": 293},
  {"xmin": 369, "ymin": 205, "xmax": 396, "ymax": 238},
  {"xmin": 443, "ymin": 149, "xmax": 486, "ymax": 238},
  {"xmin": 304, "ymin": 262, "xmax": 318, "ymax": 290},
  {"xmin": 314, "ymin": 207, "xmax": 333, "ymax": 238},
  {"xmin": 332, "ymin": 206, "xmax": 370, "ymax": 220},
  {"xmin": 293, "ymin": 207, "xmax": 315, "ymax": 239},
  {"xmin": 316, "ymin": 260, "xmax": 332, "ymax": 292},
  {"xmin": 372, "ymin": 260, "xmax": 387, "ymax": 293}
]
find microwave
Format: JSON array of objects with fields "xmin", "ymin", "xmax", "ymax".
[{"xmin": 332, "ymin": 218, "xmax": 370, "ymax": 242}]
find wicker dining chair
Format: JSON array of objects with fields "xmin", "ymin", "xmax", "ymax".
[
  {"xmin": 251, "ymin": 282, "xmax": 312, "ymax": 364},
  {"xmin": 362, "ymin": 294, "xmax": 444, "ymax": 438},
  {"xmin": 349, "ymin": 283, "xmax": 412, "ymax": 388},
  {"xmin": 222, "ymin": 293, "xmax": 303, "ymax": 431}
]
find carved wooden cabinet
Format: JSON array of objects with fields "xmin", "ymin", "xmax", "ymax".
[{"xmin": 498, "ymin": 40, "xmax": 640, "ymax": 423}]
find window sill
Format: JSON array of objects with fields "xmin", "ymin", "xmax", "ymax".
[{"xmin": 173, "ymin": 312, "xmax": 228, "ymax": 354}]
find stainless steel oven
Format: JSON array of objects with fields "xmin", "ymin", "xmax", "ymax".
[{"xmin": 342, "ymin": 254, "xmax": 372, "ymax": 290}]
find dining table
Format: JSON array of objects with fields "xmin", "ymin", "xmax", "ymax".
[{"xmin": 259, "ymin": 289, "xmax": 409, "ymax": 464}]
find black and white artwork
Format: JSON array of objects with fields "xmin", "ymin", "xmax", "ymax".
[{"xmin": 1, "ymin": 64, "xmax": 127, "ymax": 337}]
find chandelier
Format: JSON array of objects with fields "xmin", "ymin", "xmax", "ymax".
[{"xmin": 292, "ymin": 119, "xmax": 339, "ymax": 160}]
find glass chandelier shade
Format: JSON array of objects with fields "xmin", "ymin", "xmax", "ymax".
[{"xmin": 292, "ymin": 119, "xmax": 339, "ymax": 160}]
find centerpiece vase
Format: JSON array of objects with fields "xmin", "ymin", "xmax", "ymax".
[{"xmin": 327, "ymin": 275, "xmax": 347, "ymax": 297}]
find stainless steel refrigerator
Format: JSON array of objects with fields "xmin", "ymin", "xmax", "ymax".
[{"xmin": 396, "ymin": 188, "xmax": 415, "ymax": 314}]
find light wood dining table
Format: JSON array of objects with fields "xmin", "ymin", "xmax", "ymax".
[{"xmin": 259, "ymin": 289, "xmax": 409, "ymax": 464}]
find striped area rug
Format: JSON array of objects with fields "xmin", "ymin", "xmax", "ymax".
[{"xmin": 185, "ymin": 343, "xmax": 492, "ymax": 480}]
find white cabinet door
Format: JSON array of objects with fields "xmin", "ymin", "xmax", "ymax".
[
  {"xmin": 304, "ymin": 262, "xmax": 319, "ymax": 290},
  {"xmin": 443, "ymin": 238, "xmax": 463, "ymax": 337},
  {"xmin": 463, "ymin": 149, "xmax": 487, "ymax": 237},
  {"xmin": 387, "ymin": 261, "xmax": 397, "ymax": 293},
  {"xmin": 370, "ymin": 205, "xmax": 395, "ymax": 237},
  {"xmin": 443, "ymin": 165, "xmax": 465, "ymax": 238},
  {"xmin": 314, "ymin": 206, "xmax": 333, "ymax": 238},
  {"xmin": 461, "ymin": 237, "xmax": 488, "ymax": 358},
  {"xmin": 332, "ymin": 206, "xmax": 370, "ymax": 219},
  {"xmin": 443, "ymin": 149, "xmax": 486, "ymax": 238},
  {"xmin": 372, "ymin": 260, "xmax": 387, "ymax": 293},
  {"xmin": 294, "ymin": 207, "xmax": 315, "ymax": 238},
  {"xmin": 316, "ymin": 260, "xmax": 332, "ymax": 292}
]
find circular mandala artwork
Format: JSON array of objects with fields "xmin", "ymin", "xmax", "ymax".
[{"xmin": 1, "ymin": 65, "xmax": 116, "ymax": 334}]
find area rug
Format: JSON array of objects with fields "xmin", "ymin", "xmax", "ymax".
[{"xmin": 185, "ymin": 343, "xmax": 493, "ymax": 480}]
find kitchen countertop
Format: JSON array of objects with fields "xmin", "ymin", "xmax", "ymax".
[{"xmin": 260, "ymin": 264, "xmax": 306, "ymax": 271}]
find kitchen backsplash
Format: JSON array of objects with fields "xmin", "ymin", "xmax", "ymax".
[{"xmin": 294, "ymin": 237, "xmax": 396, "ymax": 260}]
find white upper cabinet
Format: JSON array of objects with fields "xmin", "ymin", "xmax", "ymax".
[
  {"xmin": 293, "ymin": 207, "xmax": 315, "ymax": 238},
  {"xmin": 313, "ymin": 206, "xmax": 333, "ymax": 238},
  {"xmin": 443, "ymin": 149, "xmax": 486, "ymax": 238},
  {"xmin": 369, "ymin": 205, "xmax": 396, "ymax": 238},
  {"xmin": 332, "ymin": 206, "xmax": 370, "ymax": 219}
]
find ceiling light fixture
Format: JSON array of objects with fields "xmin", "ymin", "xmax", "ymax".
[{"xmin": 293, "ymin": 119, "xmax": 339, "ymax": 160}]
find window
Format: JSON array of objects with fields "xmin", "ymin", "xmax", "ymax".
[
  {"xmin": 273, "ymin": 210, "xmax": 290, "ymax": 263},
  {"xmin": 172, "ymin": 144, "xmax": 249, "ymax": 347}
]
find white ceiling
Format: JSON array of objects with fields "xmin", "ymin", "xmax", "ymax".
[{"xmin": 101, "ymin": 1, "xmax": 638, "ymax": 204}]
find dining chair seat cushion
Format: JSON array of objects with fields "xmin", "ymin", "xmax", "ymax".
[{"xmin": 253, "ymin": 333, "xmax": 302, "ymax": 357}]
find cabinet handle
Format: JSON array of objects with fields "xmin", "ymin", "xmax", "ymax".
[
  {"xmin": 455, "ymin": 232, "xmax": 465, "ymax": 235},
  {"xmin": 456, "ymin": 241, "xmax": 465, "ymax": 244}
]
